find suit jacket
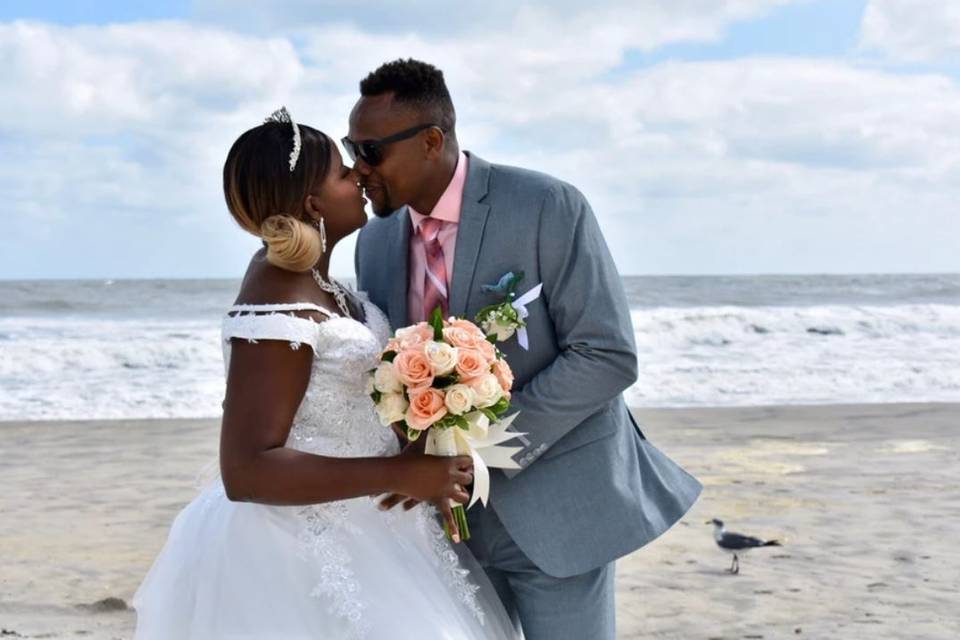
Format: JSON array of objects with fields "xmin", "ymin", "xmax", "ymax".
[{"xmin": 356, "ymin": 152, "xmax": 702, "ymax": 578}]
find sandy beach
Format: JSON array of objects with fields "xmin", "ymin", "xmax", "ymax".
[{"xmin": 2, "ymin": 402, "xmax": 958, "ymax": 639}]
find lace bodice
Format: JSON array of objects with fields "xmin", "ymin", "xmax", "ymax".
[{"xmin": 221, "ymin": 293, "xmax": 399, "ymax": 459}]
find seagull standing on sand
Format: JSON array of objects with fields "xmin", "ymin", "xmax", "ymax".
[{"xmin": 706, "ymin": 518, "xmax": 781, "ymax": 574}]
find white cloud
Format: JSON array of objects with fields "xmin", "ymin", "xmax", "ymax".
[
  {"xmin": 2, "ymin": 3, "xmax": 959, "ymax": 278},
  {"xmin": 859, "ymin": 0, "xmax": 960, "ymax": 63},
  {"xmin": 1, "ymin": 21, "xmax": 302, "ymax": 130},
  {"xmin": 0, "ymin": 21, "xmax": 306, "ymax": 277},
  {"xmin": 576, "ymin": 59, "xmax": 960, "ymax": 272},
  {"xmin": 194, "ymin": 0, "xmax": 792, "ymax": 45}
]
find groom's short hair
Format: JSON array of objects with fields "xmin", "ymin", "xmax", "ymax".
[{"xmin": 360, "ymin": 58, "xmax": 456, "ymax": 132}]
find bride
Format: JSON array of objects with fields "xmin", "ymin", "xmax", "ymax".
[{"xmin": 132, "ymin": 109, "xmax": 518, "ymax": 639}]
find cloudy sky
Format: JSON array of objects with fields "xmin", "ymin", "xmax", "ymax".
[{"xmin": 1, "ymin": 0, "xmax": 958, "ymax": 279}]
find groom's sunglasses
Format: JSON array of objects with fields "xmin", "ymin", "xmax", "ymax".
[{"xmin": 341, "ymin": 123, "xmax": 443, "ymax": 167}]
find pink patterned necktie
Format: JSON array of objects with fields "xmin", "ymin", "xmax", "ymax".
[{"xmin": 419, "ymin": 216, "xmax": 449, "ymax": 322}]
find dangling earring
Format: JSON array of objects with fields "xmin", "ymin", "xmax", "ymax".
[{"xmin": 314, "ymin": 217, "xmax": 327, "ymax": 254}]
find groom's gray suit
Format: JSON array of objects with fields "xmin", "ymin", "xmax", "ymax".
[{"xmin": 356, "ymin": 152, "xmax": 702, "ymax": 639}]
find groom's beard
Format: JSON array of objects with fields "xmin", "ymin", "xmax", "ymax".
[
  {"xmin": 365, "ymin": 186, "xmax": 397, "ymax": 218},
  {"xmin": 371, "ymin": 204, "xmax": 394, "ymax": 218},
  {"xmin": 363, "ymin": 184, "xmax": 397, "ymax": 218}
]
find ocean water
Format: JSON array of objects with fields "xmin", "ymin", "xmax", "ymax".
[{"xmin": 1, "ymin": 274, "xmax": 958, "ymax": 421}]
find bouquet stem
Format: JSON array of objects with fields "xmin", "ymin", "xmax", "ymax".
[
  {"xmin": 444, "ymin": 504, "xmax": 471, "ymax": 542},
  {"xmin": 432, "ymin": 427, "xmax": 472, "ymax": 542}
]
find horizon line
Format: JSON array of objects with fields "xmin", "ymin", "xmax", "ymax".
[{"xmin": 1, "ymin": 271, "xmax": 958, "ymax": 283}]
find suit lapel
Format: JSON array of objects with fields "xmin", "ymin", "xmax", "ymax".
[
  {"xmin": 386, "ymin": 207, "xmax": 410, "ymax": 329},
  {"xmin": 449, "ymin": 152, "xmax": 491, "ymax": 318}
]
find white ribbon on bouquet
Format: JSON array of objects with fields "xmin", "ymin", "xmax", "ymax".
[{"xmin": 425, "ymin": 413, "xmax": 525, "ymax": 508}]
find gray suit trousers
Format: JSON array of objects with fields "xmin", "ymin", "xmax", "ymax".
[{"xmin": 467, "ymin": 505, "xmax": 615, "ymax": 640}]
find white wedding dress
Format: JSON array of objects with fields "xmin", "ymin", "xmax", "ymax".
[{"xmin": 133, "ymin": 293, "xmax": 518, "ymax": 639}]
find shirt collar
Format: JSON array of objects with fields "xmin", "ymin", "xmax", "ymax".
[{"xmin": 409, "ymin": 151, "xmax": 468, "ymax": 234}]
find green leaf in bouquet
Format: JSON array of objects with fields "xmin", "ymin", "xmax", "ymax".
[
  {"xmin": 430, "ymin": 306, "xmax": 445, "ymax": 340},
  {"xmin": 434, "ymin": 374, "xmax": 458, "ymax": 388},
  {"xmin": 406, "ymin": 425, "xmax": 422, "ymax": 442},
  {"xmin": 489, "ymin": 397, "xmax": 511, "ymax": 415},
  {"xmin": 485, "ymin": 333, "xmax": 498, "ymax": 344},
  {"xmin": 435, "ymin": 415, "xmax": 462, "ymax": 430},
  {"xmin": 381, "ymin": 350, "xmax": 397, "ymax": 363},
  {"xmin": 481, "ymin": 407, "xmax": 499, "ymax": 422},
  {"xmin": 454, "ymin": 415, "xmax": 469, "ymax": 430},
  {"xmin": 371, "ymin": 390, "xmax": 382, "ymax": 403}
]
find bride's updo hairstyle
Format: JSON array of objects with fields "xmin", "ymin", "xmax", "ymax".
[{"xmin": 223, "ymin": 118, "xmax": 333, "ymax": 272}]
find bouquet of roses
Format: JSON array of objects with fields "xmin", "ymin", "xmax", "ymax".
[{"xmin": 367, "ymin": 308, "xmax": 523, "ymax": 542}]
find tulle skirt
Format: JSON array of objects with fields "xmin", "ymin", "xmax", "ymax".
[{"xmin": 133, "ymin": 478, "xmax": 518, "ymax": 639}]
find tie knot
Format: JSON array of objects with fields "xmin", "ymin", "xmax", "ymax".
[{"xmin": 419, "ymin": 216, "xmax": 443, "ymax": 242}]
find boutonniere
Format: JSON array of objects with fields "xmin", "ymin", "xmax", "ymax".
[{"xmin": 474, "ymin": 271, "xmax": 543, "ymax": 350}]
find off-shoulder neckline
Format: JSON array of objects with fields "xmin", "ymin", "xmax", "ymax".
[{"xmin": 226, "ymin": 302, "xmax": 341, "ymax": 318}]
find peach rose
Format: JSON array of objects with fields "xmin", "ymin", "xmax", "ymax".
[
  {"xmin": 382, "ymin": 338, "xmax": 401, "ymax": 355},
  {"xmin": 449, "ymin": 318, "xmax": 487, "ymax": 338},
  {"xmin": 395, "ymin": 322, "xmax": 434, "ymax": 350},
  {"xmin": 406, "ymin": 387, "xmax": 448, "ymax": 430},
  {"xmin": 455, "ymin": 348, "xmax": 489, "ymax": 382},
  {"xmin": 475, "ymin": 336, "xmax": 497, "ymax": 364},
  {"xmin": 393, "ymin": 348, "xmax": 434, "ymax": 389},
  {"xmin": 442, "ymin": 322, "xmax": 486, "ymax": 351},
  {"xmin": 491, "ymin": 358, "xmax": 514, "ymax": 393}
]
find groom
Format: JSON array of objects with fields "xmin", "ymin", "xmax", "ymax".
[{"xmin": 351, "ymin": 59, "xmax": 701, "ymax": 639}]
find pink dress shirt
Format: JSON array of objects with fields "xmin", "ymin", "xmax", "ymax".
[{"xmin": 407, "ymin": 152, "xmax": 468, "ymax": 324}]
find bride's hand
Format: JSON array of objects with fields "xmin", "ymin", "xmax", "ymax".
[
  {"xmin": 378, "ymin": 433, "xmax": 427, "ymax": 506},
  {"xmin": 386, "ymin": 454, "xmax": 474, "ymax": 541}
]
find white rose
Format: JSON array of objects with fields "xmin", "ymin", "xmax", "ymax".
[
  {"xmin": 482, "ymin": 317, "xmax": 516, "ymax": 342},
  {"xmin": 373, "ymin": 361, "xmax": 403, "ymax": 394},
  {"xmin": 375, "ymin": 393, "xmax": 408, "ymax": 426},
  {"xmin": 364, "ymin": 372, "xmax": 376, "ymax": 395},
  {"xmin": 444, "ymin": 384, "xmax": 475, "ymax": 416},
  {"xmin": 470, "ymin": 373, "xmax": 503, "ymax": 409},
  {"xmin": 424, "ymin": 340, "xmax": 458, "ymax": 376},
  {"xmin": 464, "ymin": 410, "xmax": 490, "ymax": 440}
]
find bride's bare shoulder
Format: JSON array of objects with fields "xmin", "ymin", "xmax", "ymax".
[{"xmin": 229, "ymin": 249, "xmax": 332, "ymax": 322}]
